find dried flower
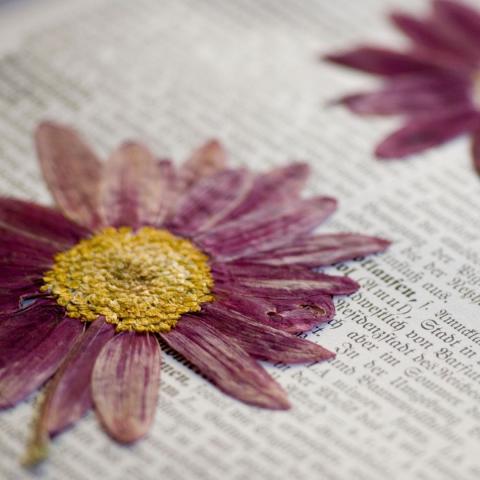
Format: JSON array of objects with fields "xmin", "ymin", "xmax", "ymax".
[
  {"xmin": 325, "ymin": 0, "xmax": 480, "ymax": 172},
  {"xmin": 0, "ymin": 121, "xmax": 389, "ymax": 464}
]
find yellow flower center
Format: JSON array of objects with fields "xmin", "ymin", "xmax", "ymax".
[{"xmin": 41, "ymin": 227, "xmax": 214, "ymax": 333}]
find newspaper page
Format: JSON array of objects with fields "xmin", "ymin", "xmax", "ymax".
[{"xmin": 0, "ymin": 0, "xmax": 480, "ymax": 479}]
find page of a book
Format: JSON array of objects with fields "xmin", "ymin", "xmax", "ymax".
[{"xmin": 1, "ymin": 0, "xmax": 480, "ymax": 479}]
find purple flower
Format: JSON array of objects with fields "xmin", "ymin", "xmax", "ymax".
[
  {"xmin": 324, "ymin": 0, "xmax": 480, "ymax": 172},
  {"xmin": 1, "ymin": 121, "xmax": 389, "ymax": 464}
]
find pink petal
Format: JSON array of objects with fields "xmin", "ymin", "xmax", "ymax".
[
  {"xmin": 376, "ymin": 109, "xmax": 480, "ymax": 159},
  {"xmin": 433, "ymin": 0, "xmax": 480, "ymax": 46},
  {"xmin": 213, "ymin": 291, "xmax": 335, "ymax": 333},
  {"xmin": 180, "ymin": 140, "xmax": 227, "ymax": 190},
  {"xmin": 197, "ymin": 196, "xmax": 337, "ymax": 261},
  {"xmin": 100, "ymin": 142, "xmax": 173, "ymax": 228},
  {"xmin": 324, "ymin": 46, "xmax": 440, "ymax": 76},
  {"xmin": 40, "ymin": 318, "xmax": 115, "ymax": 436},
  {"xmin": 202, "ymin": 303, "xmax": 335, "ymax": 363},
  {"xmin": 471, "ymin": 129, "xmax": 480, "ymax": 175},
  {"xmin": 92, "ymin": 332, "xmax": 161, "ymax": 443},
  {"xmin": 160, "ymin": 317, "xmax": 290, "ymax": 409},
  {"xmin": 0, "ymin": 224, "xmax": 59, "ymax": 258},
  {"xmin": 0, "ymin": 301, "xmax": 64, "ymax": 367},
  {"xmin": 212, "ymin": 262, "xmax": 359, "ymax": 296},
  {"xmin": 390, "ymin": 12, "xmax": 476, "ymax": 67},
  {"xmin": 0, "ymin": 198, "xmax": 90, "ymax": 246},
  {"xmin": 35, "ymin": 122, "xmax": 103, "ymax": 230},
  {"xmin": 170, "ymin": 169, "xmax": 254, "ymax": 235},
  {"xmin": 339, "ymin": 75, "xmax": 471, "ymax": 116},
  {"xmin": 222, "ymin": 163, "xmax": 310, "ymax": 221},
  {"xmin": 0, "ymin": 317, "xmax": 82, "ymax": 408},
  {"xmin": 246, "ymin": 233, "xmax": 390, "ymax": 267}
]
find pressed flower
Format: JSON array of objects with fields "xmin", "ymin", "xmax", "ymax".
[
  {"xmin": 0, "ymin": 121, "xmax": 390, "ymax": 464},
  {"xmin": 324, "ymin": 0, "xmax": 480, "ymax": 172}
]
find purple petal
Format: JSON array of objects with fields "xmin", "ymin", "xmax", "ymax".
[
  {"xmin": 161, "ymin": 317, "xmax": 290, "ymax": 409},
  {"xmin": 246, "ymin": 233, "xmax": 390, "ymax": 267},
  {"xmin": 100, "ymin": 142, "xmax": 173, "ymax": 228},
  {"xmin": 170, "ymin": 169, "xmax": 254, "ymax": 235},
  {"xmin": 324, "ymin": 46, "xmax": 440, "ymax": 76},
  {"xmin": 202, "ymin": 302, "xmax": 335, "ymax": 363},
  {"xmin": 471, "ymin": 129, "xmax": 480, "ymax": 175},
  {"xmin": 0, "ymin": 224, "xmax": 59, "ymax": 258},
  {"xmin": 222, "ymin": 163, "xmax": 310, "ymax": 221},
  {"xmin": 180, "ymin": 140, "xmax": 227, "ymax": 190},
  {"xmin": 0, "ymin": 317, "xmax": 82, "ymax": 408},
  {"xmin": 339, "ymin": 74, "xmax": 471, "ymax": 116},
  {"xmin": 213, "ymin": 291, "xmax": 335, "ymax": 333},
  {"xmin": 197, "ymin": 196, "xmax": 337, "ymax": 261},
  {"xmin": 0, "ymin": 198, "xmax": 90, "ymax": 246},
  {"xmin": 92, "ymin": 332, "xmax": 161, "ymax": 443},
  {"xmin": 41, "ymin": 317, "xmax": 115, "ymax": 436},
  {"xmin": 376, "ymin": 109, "xmax": 480, "ymax": 159},
  {"xmin": 433, "ymin": 0, "xmax": 480, "ymax": 47},
  {"xmin": 0, "ymin": 304, "xmax": 63, "ymax": 368},
  {"xmin": 212, "ymin": 262, "xmax": 359, "ymax": 296},
  {"xmin": 390, "ymin": 12, "xmax": 476, "ymax": 67},
  {"xmin": 35, "ymin": 121, "xmax": 103, "ymax": 229}
]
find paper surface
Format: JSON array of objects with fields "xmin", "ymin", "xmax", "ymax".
[{"xmin": 1, "ymin": 0, "xmax": 480, "ymax": 478}]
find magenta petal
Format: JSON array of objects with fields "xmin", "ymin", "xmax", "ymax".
[
  {"xmin": 180, "ymin": 140, "xmax": 227, "ymax": 190},
  {"xmin": 35, "ymin": 121, "xmax": 103, "ymax": 229},
  {"xmin": 339, "ymin": 74, "xmax": 471, "ymax": 116},
  {"xmin": 197, "ymin": 196, "xmax": 337, "ymax": 261},
  {"xmin": 41, "ymin": 317, "xmax": 116, "ymax": 435},
  {"xmin": 324, "ymin": 46, "xmax": 440, "ymax": 76},
  {"xmin": 223, "ymin": 163, "xmax": 310, "ymax": 221},
  {"xmin": 246, "ymin": 233, "xmax": 390, "ymax": 267},
  {"xmin": 202, "ymin": 303, "xmax": 334, "ymax": 363},
  {"xmin": 390, "ymin": 12, "xmax": 476, "ymax": 67},
  {"xmin": 0, "ymin": 199, "xmax": 90, "ymax": 245},
  {"xmin": 0, "ymin": 317, "xmax": 82, "ymax": 408},
  {"xmin": 0, "ymin": 302, "xmax": 63, "ymax": 367},
  {"xmin": 92, "ymin": 332, "xmax": 161, "ymax": 443},
  {"xmin": 434, "ymin": 0, "xmax": 480, "ymax": 46},
  {"xmin": 100, "ymin": 142, "xmax": 172, "ymax": 228},
  {"xmin": 170, "ymin": 169, "xmax": 254, "ymax": 234},
  {"xmin": 376, "ymin": 109, "xmax": 480, "ymax": 159},
  {"xmin": 213, "ymin": 291, "xmax": 335, "ymax": 333},
  {"xmin": 0, "ymin": 225, "xmax": 59, "ymax": 258},
  {"xmin": 213, "ymin": 262, "xmax": 359, "ymax": 296},
  {"xmin": 161, "ymin": 317, "xmax": 290, "ymax": 409}
]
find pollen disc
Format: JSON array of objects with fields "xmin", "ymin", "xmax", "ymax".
[{"xmin": 42, "ymin": 227, "xmax": 214, "ymax": 333}]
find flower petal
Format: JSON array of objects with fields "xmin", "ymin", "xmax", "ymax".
[
  {"xmin": 223, "ymin": 163, "xmax": 310, "ymax": 221},
  {"xmin": 246, "ymin": 233, "xmax": 390, "ymax": 267},
  {"xmin": 375, "ymin": 109, "xmax": 480, "ymax": 159},
  {"xmin": 41, "ymin": 317, "xmax": 115, "ymax": 436},
  {"xmin": 339, "ymin": 74, "xmax": 471, "ymax": 116},
  {"xmin": 0, "ymin": 302, "xmax": 64, "ymax": 367},
  {"xmin": 390, "ymin": 12, "xmax": 476, "ymax": 67},
  {"xmin": 92, "ymin": 332, "xmax": 161, "ymax": 443},
  {"xmin": 35, "ymin": 121, "xmax": 103, "ymax": 229},
  {"xmin": 433, "ymin": 0, "xmax": 480, "ymax": 47},
  {"xmin": 180, "ymin": 140, "xmax": 227, "ymax": 190},
  {"xmin": 170, "ymin": 169, "xmax": 254, "ymax": 234},
  {"xmin": 0, "ymin": 198, "xmax": 90, "ymax": 246},
  {"xmin": 202, "ymin": 303, "xmax": 335, "ymax": 363},
  {"xmin": 213, "ymin": 262, "xmax": 359, "ymax": 296},
  {"xmin": 0, "ymin": 317, "xmax": 82, "ymax": 408},
  {"xmin": 0, "ymin": 225, "xmax": 59, "ymax": 258},
  {"xmin": 160, "ymin": 317, "xmax": 290, "ymax": 409},
  {"xmin": 212, "ymin": 291, "xmax": 335, "ymax": 333},
  {"xmin": 100, "ymin": 142, "xmax": 173, "ymax": 228},
  {"xmin": 471, "ymin": 129, "xmax": 480, "ymax": 175},
  {"xmin": 197, "ymin": 196, "xmax": 337, "ymax": 261},
  {"xmin": 324, "ymin": 46, "xmax": 440, "ymax": 76}
]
